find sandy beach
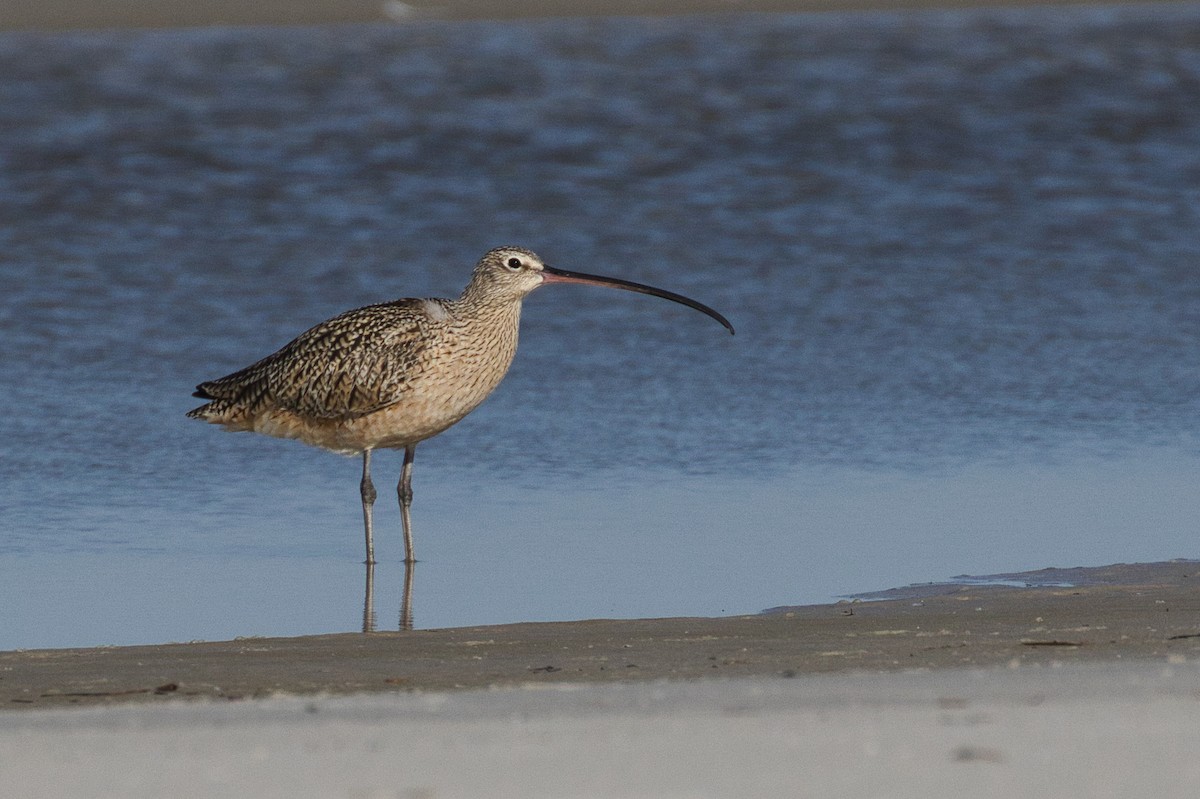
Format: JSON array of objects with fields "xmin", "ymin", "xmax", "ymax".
[{"xmin": 3, "ymin": 663, "xmax": 1199, "ymax": 797}]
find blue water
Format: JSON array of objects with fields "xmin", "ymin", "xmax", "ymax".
[{"xmin": 3, "ymin": 3, "xmax": 1200, "ymax": 648}]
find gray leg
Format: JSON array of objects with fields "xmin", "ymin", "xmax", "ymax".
[
  {"xmin": 360, "ymin": 449, "xmax": 377, "ymax": 565},
  {"xmin": 398, "ymin": 444, "xmax": 417, "ymax": 564}
]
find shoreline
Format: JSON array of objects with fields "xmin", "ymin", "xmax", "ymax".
[
  {"xmin": 1, "ymin": 0, "xmax": 1185, "ymax": 31},
  {"xmin": 6, "ymin": 560, "xmax": 1198, "ymax": 711}
]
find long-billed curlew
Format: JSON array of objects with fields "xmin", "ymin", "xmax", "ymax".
[{"xmin": 188, "ymin": 246, "xmax": 733, "ymax": 564}]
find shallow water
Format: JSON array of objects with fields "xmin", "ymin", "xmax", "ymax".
[{"xmin": 3, "ymin": 4, "xmax": 1200, "ymax": 648}]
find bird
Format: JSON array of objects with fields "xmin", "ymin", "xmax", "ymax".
[{"xmin": 188, "ymin": 246, "xmax": 734, "ymax": 565}]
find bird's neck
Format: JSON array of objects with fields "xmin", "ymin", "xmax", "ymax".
[{"xmin": 451, "ymin": 292, "xmax": 524, "ymax": 334}]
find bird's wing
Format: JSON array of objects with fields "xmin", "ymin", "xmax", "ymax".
[{"xmin": 194, "ymin": 300, "xmax": 440, "ymax": 420}]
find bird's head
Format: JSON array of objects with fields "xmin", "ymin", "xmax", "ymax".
[
  {"xmin": 462, "ymin": 246, "xmax": 549, "ymax": 303},
  {"xmin": 462, "ymin": 245, "xmax": 735, "ymax": 334}
]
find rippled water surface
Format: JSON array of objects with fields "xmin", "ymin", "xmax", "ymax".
[{"xmin": 3, "ymin": 4, "xmax": 1200, "ymax": 648}]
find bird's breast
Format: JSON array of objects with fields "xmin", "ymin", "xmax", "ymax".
[{"xmin": 342, "ymin": 309, "xmax": 521, "ymax": 451}]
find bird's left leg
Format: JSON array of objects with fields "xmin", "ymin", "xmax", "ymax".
[{"xmin": 398, "ymin": 444, "xmax": 417, "ymax": 564}]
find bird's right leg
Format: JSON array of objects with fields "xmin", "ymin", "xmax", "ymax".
[{"xmin": 360, "ymin": 449, "xmax": 377, "ymax": 565}]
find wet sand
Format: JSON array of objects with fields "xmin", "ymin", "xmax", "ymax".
[
  {"xmin": 6, "ymin": 561, "xmax": 1198, "ymax": 710},
  {"xmin": 2, "ymin": 0, "xmax": 1170, "ymax": 30}
]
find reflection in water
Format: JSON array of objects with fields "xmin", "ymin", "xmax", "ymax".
[
  {"xmin": 362, "ymin": 561, "xmax": 376, "ymax": 632},
  {"xmin": 400, "ymin": 561, "xmax": 414, "ymax": 632},
  {"xmin": 362, "ymin": 560, "xmax": 415, "ymax": 632}
]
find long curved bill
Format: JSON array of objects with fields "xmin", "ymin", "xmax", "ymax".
[{"xmin": 540, "ymin": 265, "xmax": 735, "ymax": 335}]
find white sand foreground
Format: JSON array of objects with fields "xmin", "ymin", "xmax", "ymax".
[{"xmin": 5, "ymin": 661, "xmax": 1199, "ymax": 798}]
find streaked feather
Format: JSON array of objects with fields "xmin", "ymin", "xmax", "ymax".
[{"xmin": 189, "ymin": 298, "xmax": 445, "ymax": 423}]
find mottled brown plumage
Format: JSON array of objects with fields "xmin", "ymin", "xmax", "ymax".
[{"xmin": 189, "ymin": 246, "xmax": 733, "ymax": 564}]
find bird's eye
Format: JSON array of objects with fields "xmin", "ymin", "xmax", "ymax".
[{"xmin": 506, "ymin": 257, "xmax": 522, "ymax": 270}]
